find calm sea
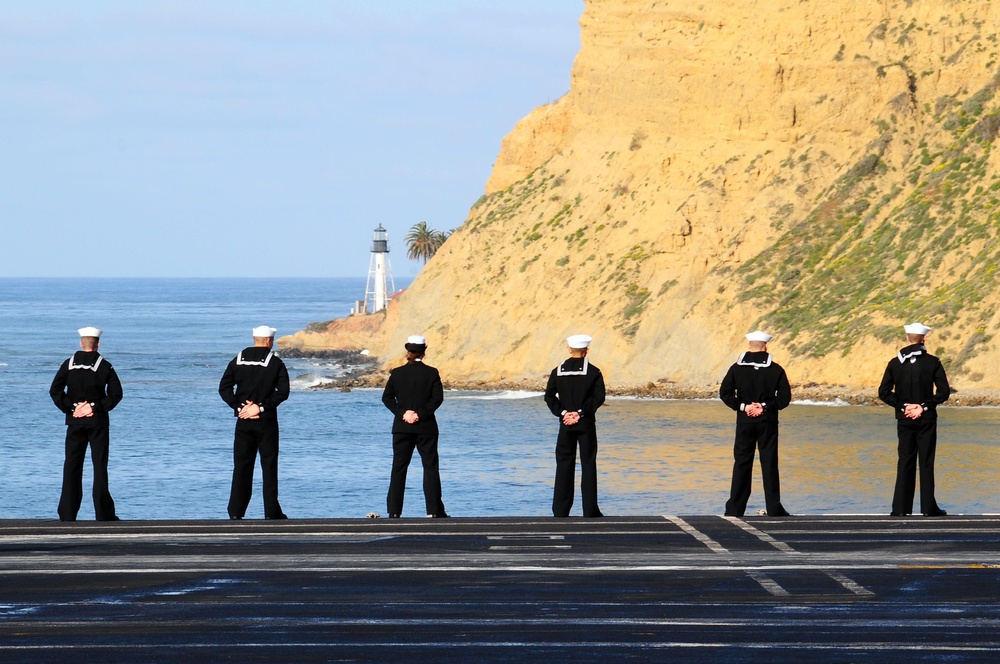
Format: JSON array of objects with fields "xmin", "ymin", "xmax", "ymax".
[{"xmin": 2, "ymin": 278, "xmax": 999, "ymax": 520}]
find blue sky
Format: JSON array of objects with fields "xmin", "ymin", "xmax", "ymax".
[{"xmin": 0, "ymin": 1, "xmax": 582, "ymax": 277}]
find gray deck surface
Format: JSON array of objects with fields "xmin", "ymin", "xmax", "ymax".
[{"xmin": 2, "ymin": 515, "xmax": 1000, "ymax": 662}]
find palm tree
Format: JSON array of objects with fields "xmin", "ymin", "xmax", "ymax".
[{"xmin": 405, "ymin": 221, "xmax": 449, "ymax": 264}]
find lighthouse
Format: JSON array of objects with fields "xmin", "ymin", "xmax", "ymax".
[{"xmin": 364, "ymin": 224, "xmax": 396, "ymax": 313}]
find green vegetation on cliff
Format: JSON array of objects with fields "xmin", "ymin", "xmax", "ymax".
[{"xmin": 736, "ymin": 73, "xmax": 1000, "ymax": 378}]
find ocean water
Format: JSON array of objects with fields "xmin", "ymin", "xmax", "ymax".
[{"xmin": 2, "ymin": 278, "xmax": 999, "ymax": 520}]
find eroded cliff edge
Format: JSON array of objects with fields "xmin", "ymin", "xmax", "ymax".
[{"xmin": 282, "ymin": 0, "xmax": 1000, "ymax": 399}]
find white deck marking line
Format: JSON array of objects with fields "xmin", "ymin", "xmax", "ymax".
[
  {"xmin": 2, "ymin": 643, "xmax": 1000, "ymax": 652},
  {"xmin": 665, "ymin": 516, "xmax": 729, "ymax": 554},
  {"xmin": 665, "ymin": 516, "xmax": 789, "ymax": 597},
  {"xmin": 488, "ymin": 535, "xmax": 569, "ymax": 551},
  {"xmin": 724, "ymin": 516, "xmax": 875, "ymax": 597},
  {"xmin": 724, "ymin": 517, "xmax": 799, "ymax": 554},
  {"xmin": 745, "ymin": 571, "xmax": 791, "ymax": 596},
  {"xmin": 3, "ymin": 616, "xmax": 992, "ymax": 627},
  {"xmin": 749, "ymin": 529, "xmax": 1000, "ymax": 535},
  {"xmin": 0, "ymin": 530, "xmax": 673, "ymax": 543},
  {"xmin": 488, "ymin": 546, "xmax": 573, "ymax": 550},
  {"xmin": 825, "ymin": 570, "xmax": 877, "ymax": 596},
  {"xmin": 0, "ymin": 564, "xmax": 907, "ymax": 575}
]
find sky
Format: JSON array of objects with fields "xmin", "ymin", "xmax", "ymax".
[{"xmin": 0, "ymin": 1, "xmax": 583, "ymax": 278}]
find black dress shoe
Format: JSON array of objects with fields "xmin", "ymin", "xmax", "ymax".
[
  {"xmin": 584, "ymin": 512, "xmax": 604, "ymax": 518},
  {"xmin": 889, "ymin": 512, "xmax": 909, "ymax": 516},
  {"xmin": 97, "ymin": 516, "xmax": 121, "ymax": 522},
  {"xmin": 923, "ymin": 509, "xmax": 948, "ymax": 516},
  {"xmin": 266, "ymin": 513, "xmax": 288, "ymax": 520},
  {"xmin": 767, "ymin": 509, "xmax": 791, "ymax": 517},
  {"xmin": 427, "ymin": 513, "xmax": 450, "ymax": 518},
  {"xmin": 229, "ymin": 515, "xmax": 243, "ymax": 520},
  {"xmin": 387, "ymin": 513, "xmax": 401, "ymax": 518},
  {"xmin": 723, "ymin": 512, "xmax": 741, "ymax": 517}
]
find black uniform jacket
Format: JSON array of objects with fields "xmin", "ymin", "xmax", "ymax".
[
  {"xmin": 49, "ymin": 351, "xmax": 123, "ymax": 426},
  {"xmin": 544, "ymin": 357, "xmax": 606, "ymax": 430},
  {"xmin": 218, "ymin": 346, "xmax": 290, "ymax": 420},
  {"xmin": 878, "ymin": 343, "xmax": 950, "ymax": 420},
  {"xmin": 719, "ymin": 352, "xmax": 792, "ymax": 424},
  {"xmin": 381, "ymin": 359, "xmax": 444, "ymax": 435}
]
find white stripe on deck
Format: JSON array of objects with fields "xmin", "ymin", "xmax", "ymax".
[
  {"xmin": 488, "ymin": 534, "xmax": 570, "ymax": 551},
  {"xmin": 0, "ymin": 529, "xmax": 670, "ymax": 544},
  {"xmin": 724, "ymin": 517, "xmax": 799, "ymax": 554},
  {"xmin": 5, "ymin": 615, "xmax": 993, "ymax": 628},
  {"xmin": 745, "ymin": 571, "xmax": 791, "ymax": 596},
  {"xmin": 825, "ymin": 570, "xmax": 877, "ymax": 597},
  {"xmin": 488, "ymin": 546, "xmax": 572, "ymax": 550},
  {"xmin": 665, "ymin": 516, "xmax": 729, "ymax": 554},
  {"xmin": 0, "ymin": 563, "xmax": 908, "ymax": 575},
  {"xmin": 3, "ymin": 642, "xmax": 998, "ymax": 653},
  {"xmin": 723, "ymin": 516, "xmax": 874, "ymax": 597},
  {"xmin": 665, "ymin": 516, "xmax": 792, "ymax": 596}
]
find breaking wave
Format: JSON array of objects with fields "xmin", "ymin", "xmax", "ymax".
[{"xmin": 448, "ymin": 390, "xmax": 543, "ymax": 400}]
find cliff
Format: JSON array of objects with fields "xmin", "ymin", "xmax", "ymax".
[{"xmin": 282, "ymin": 0, "xmax": 1000, "ymax": 396}]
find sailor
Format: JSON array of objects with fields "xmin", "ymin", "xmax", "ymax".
[
  {"xmin": 219, "ymin": 326, "xmax": 290, "ymax": 520},
  {"xmin": 544, "ymin": 334, "xmax": 606, "ymax": 518},
  {"xmin": 381, "ymin": 335, "xmax": 448, "ymax": 518},
  {"xmin": 878, "ymin": 322, "xmax": 950, "ymax": 517},
  {"xmin": 49, "ymin": 326, "xmax": 123, "ymax": 522},
  {"xmin": 719, "ymin": 330, "xmax": 792, "ymax": 517}
]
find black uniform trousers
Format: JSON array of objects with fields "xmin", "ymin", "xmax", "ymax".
[
  {"xmin": 228, "ymin": 419, "xmax": 283, "ymax": 519},
  {"xmin": 58, "ymin": 423, "xmax": 117, "ymax": 521},
  {"xmin": 892, "ymin": 418, "xmax": 940, "ymax": 515},
  {"xmin": 725, "ymin": 420, "xmax": 783, "ymax": 517},
  {"xmin": 553, "ymin": 426, "xmax": 601, "ymax": 518},
  {"xmin": 387, "ymin": 432, "xmax": 445, "ymax": 516}
]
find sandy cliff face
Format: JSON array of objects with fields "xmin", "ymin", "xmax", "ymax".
[{"xmin": 283, "ymin": 0, "xmax": 1000, "ymax": 394}]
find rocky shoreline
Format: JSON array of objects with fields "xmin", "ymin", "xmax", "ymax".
[
  {"xmin": 286, "ymin": 353, "xmax": 1000, "ymax": 406},
  {"xmin": 280, "ymin": 348, "xmax": 379, "ymax": 383}
]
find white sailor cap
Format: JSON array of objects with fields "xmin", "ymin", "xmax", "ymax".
[
  {"xmin": 903, "ymin": 322, "xmax": 932, "ymax": 335},
  {"xmin": 252, "ymin": 326, "xmax": 277, "ymax": 338},
  {"xmin": 407, "ymin": 335, "xmax": 427, "ymax": 346},
  {"xmin": 745, "ymin": 330, "xmax": 772, "ymax": 343},
  {"xmin": 567, "ymin": 334, "xmax": 592, "ymax": 349},
  {"xmin": 78, "ymin": 326, "xmax": 102, "ymax": 338}
]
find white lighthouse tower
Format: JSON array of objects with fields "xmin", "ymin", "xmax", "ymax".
[{"xmin": 365, "ymin": 224, "xmax": 396, "ymax": 313}]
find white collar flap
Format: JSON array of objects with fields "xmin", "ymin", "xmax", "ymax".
[
  {"xmin": 68, "ymin": 355, "xmax": 103, "ymax": 372},
  {"xmin": 237, "ymin": 351, "xmax": 274, "ymax": 367},
  {"xmin": 557, "ymin": 357, "xmax": 589, "ymax": 376},
  {"xmin": 736, "ymin": 352, "xmax": 772, "ymax": 368},
  {"xmin": 898, "ymin": 348, "xmax": 925, "ymax": 363}
]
